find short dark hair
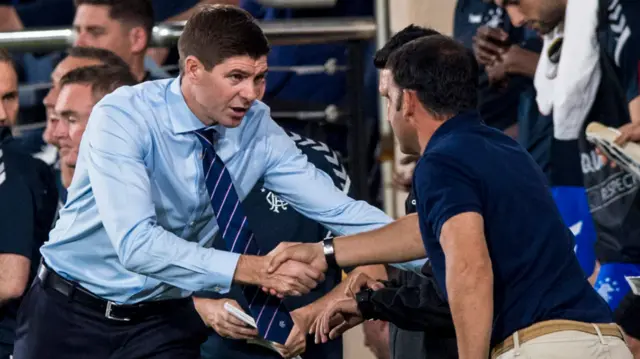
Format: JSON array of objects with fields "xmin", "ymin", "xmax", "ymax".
[
  {"xmin": 0, "ymin": 48, "xmax": 15, "ymax": 68},
  {"xmin": 74, "ymin": 0, "xmax": 154, "ymax": 48},
  {"xmin": 59, "ymin": 64, "xmax": 137, "ymax": 101},
  {"xmin": 386, "ymin": 35, "xmax": 478, "ymax": 117},
  {"xmin": 374, "ymin": 25, "xmax": 441, "ymax": 69},
  {"xmin": 67, "ymin": 46, "xmax": 131, "ymax": 71},
  {"xmin": 178, "ymin": 4, "xmax": 270, "ymax": 72}
]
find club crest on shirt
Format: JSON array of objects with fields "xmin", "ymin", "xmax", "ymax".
[{"xmin": 261, "ymin": 188, "xmax": 289, "ymax": 213}]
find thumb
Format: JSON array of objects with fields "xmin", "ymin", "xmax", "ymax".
[
  {"xmin": 268, "ymin": 251, "xmax": 291, "ymax": 273},
  {"xmin": 369, "ymin": 281, "xmax": 385, "ymax": 291}
]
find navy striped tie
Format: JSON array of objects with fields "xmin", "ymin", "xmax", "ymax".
[{"xmin": 194, "ymin": 128, "xmax": 293, "ymax": 344}]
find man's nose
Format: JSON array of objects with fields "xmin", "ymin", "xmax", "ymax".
[
  {"xmin": 239, "ymin": 83, "xmax": 259, "ymax": 102},
  {"xmin": 53, "ymin": 119, "xmax": 68, "ymax": 139},
  {"xmin": 505, "ymin": 6, "xmax": 527, "ymax": 27},
  {"xmin": 74, "ymin": 32, "xmax": 89, "ymax": 47}
]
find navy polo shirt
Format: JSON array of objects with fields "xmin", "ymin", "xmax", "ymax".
[{"xmin": 413, "ymin": 112, "xmax": 611, "ymax": 346}]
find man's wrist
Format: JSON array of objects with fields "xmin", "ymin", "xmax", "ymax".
[
  {"xmin": 233, "ymin": 255, "xmax": 266, "ymax": 286},
  {"xmin": 322, "ymin": 238, "xmax": 337, "ymax": 268}
]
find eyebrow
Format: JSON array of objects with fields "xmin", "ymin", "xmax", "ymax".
[
  {"xmin": 1, "ymin": 91, "xmax": 17, "ymax": 100},
  {"xmin": 59, "ymin": 110, "xmax": 80, "ymax": 118}
]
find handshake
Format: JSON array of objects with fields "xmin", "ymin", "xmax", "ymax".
[{"xmin": 237, "ymin": 241, "xmax": 332, "ymax": 298}]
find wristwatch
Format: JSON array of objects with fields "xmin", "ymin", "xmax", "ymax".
[{"xmin": 322, "ymin": 238, "xmax": 338, "ymax": 267}]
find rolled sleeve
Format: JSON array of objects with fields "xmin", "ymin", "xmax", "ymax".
[{"xmin": 85, "ymin": 104, "xmax": 239, "ymax": 294}]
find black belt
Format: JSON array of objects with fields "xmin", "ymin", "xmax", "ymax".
[{"xmin": 37, "ymin": 263, "xmax": 191, "ymax": 322}]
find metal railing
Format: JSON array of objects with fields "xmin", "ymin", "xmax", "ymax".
[{"xmin": 0, "ymin": 17, "xmax": 376, "ymax": 51}]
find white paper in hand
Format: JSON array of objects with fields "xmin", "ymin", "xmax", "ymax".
[{"xmin": 223, "ymin": 302, "xmax": 303, "ymax": 359}]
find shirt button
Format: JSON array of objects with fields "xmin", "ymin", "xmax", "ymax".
[
  {"xmin": 199, "ymin": 152, "xmax": 204, "ymax": 160},
  {"xmin": 189, "ymin": 221, "xmax": 195, "ymax": 227},
  {"xmin": 411, "ymin": 200, "xmax": 416, "ymax": 205},
  {"xmin": 213, "ymin": 286, "xmax": 221, "ymax": 292}
]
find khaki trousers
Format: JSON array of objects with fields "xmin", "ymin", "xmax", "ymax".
[{"xmin": 495, "ymin": 324, "xmax": 632, "ymax": 359}]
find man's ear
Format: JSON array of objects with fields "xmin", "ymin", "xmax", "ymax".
[
  {"xmin": 402, "ymin": 89, "xmax": 417, "ymax": 122},
  {"xmin": 184, "ymin": 55, "xmax": 204, "ymax": 82},
  {"xmin": 128, "ymin": 26, "xmax": 148, "ymax": 55}
]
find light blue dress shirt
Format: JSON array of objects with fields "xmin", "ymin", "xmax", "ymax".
[{"xmin": 41, "ymin": 77, "xmax": 425, "ymax": 304}]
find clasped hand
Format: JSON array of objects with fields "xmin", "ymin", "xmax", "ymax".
[
  {"xmin": 262, "ymin": 242, "xmax": 329, "ymax": 297},
  {"xmin": 312, "ymin": 271, "xmax": 385, "ymax": 344},
  {"xmin": 260, "ymin": 242, "xmax": 328, "ymax": 298}
]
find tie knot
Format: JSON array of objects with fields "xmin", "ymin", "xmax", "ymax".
[{"xmin": 195, "ymin": 128, "xmax": 216, "ymax": 148}]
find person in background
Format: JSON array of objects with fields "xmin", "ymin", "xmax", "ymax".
[
  {"xmin": 0, "ymin": 49, "xmax": 58, "ymax": 359},
  {"xmin": 42, "ymin": 46, "xmax": 130, "ymax": 202},
  {"xmin": 497, "ymin": 1, "xmax": 640, "ymax": 356},
  {"xmin": 72, "ymin": 0, "xmax": 162, "ymax": 82},
  {"xmin": 52, "ymin": 65, "xmax": 137, "ymax": 188},
  {"xmin": 460, "ymin": 0, "xmax": 598, "ymax": 284}
]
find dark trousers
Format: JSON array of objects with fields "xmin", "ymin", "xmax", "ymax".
[{"xmin": 13, "ymin": 279, "xmax": 209, "ymax": 359}]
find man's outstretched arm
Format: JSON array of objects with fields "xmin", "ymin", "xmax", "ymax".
[{"xmin": 268, "ymin": 214, "xmax": 425, "ymax": 273}]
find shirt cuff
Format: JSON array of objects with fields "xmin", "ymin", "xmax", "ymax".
[{"xmin": 201, "ymin": 250, "xmax": 241, "ymax": 294}]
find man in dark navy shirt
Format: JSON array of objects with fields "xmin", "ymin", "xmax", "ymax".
[{"xmin": 269, "ymin": 35, "xmax": 630, "ymax": 359}]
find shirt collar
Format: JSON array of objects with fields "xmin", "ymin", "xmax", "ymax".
[
  {"xmin": 167, "ymin": 76, "xmax": 225, "ymax": 137},
  {"xmin": 424, "ymin": 110, "xmax": 482, "ymax": 154}
]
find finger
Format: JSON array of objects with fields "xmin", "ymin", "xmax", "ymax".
[
  {"xmin": 615, "ymin": 132, "xmax": 630, "ymax": 146},
  {"xmin": 479, "ymin": 26, "xmax": 508, "ymax": 42},
  {"xmin": 298, "ymin": 262, "xmax": 324, "ymax": 282},
  {"xmin": 280, "ymin": 278, "xmax": 308, "ymax": 296},
  {"xmin": 328, "ymin": 321, "xmax": 351, "ymax": 340},
  {"xmin": 268, "ymin": 252, "xmax": 294, "ymax": 273},
  {"xmin": 221, "ymin": 322, "xmax": 259, "ymax": 338},
  {"xmin": 369, "ymin": 281, "xmax": 385, "ymax": 291},
  {"xmin": 289, "ymin": 271, "xmax": 318, "ymax": 292},
  {"xmin": 472, "ymin": 44, "xmax": 496, "ymax": 65},
  {"xmin": 223, "ymin": 312, "xmax": 251, "ymax": 328},
  {"xmin": 474, "ymin": 36, "xmax": 501, "ymax": 56}
]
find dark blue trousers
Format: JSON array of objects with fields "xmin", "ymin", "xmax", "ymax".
[{"xmin": 13, "ymin": 279, "xmax": 209, "ymax": 359}]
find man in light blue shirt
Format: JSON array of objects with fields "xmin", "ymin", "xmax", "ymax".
[{"xmin": 13, "ymin": 5, "xmax": 422, "ymax": 359}]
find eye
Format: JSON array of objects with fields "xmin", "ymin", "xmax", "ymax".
[{"xmin": 230, "ymin": 74, "xmax": 245, "ymax": 82}]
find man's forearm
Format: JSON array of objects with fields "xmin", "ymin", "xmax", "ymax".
[
  {"xmin": 333, "ymin": 214, "xmax": 425, "ymax": 267},
  {"xmin": 447, "ymin": 261, "xmax": 493, "ymax": 359}
]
